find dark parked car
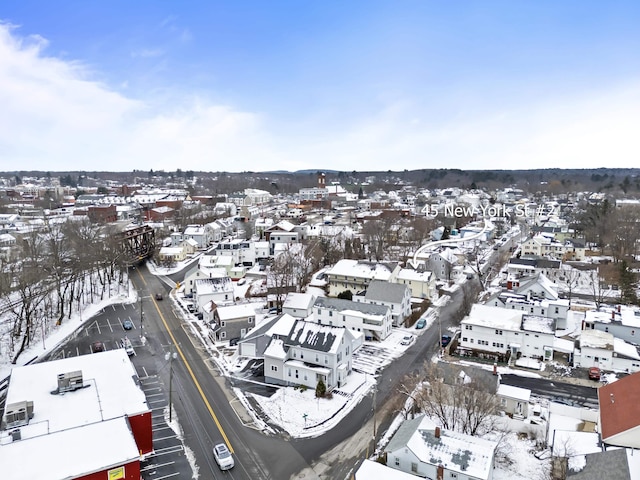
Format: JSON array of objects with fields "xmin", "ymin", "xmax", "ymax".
[
  {"xmin": 588, "ymin": 367, "xmax": 601, "ymax": 380},
  {"xmin": 441, "ymin": 335, "xmax": 452, "ymax": 347},
  {"xmin": 91, "ymin": 341, "xmax": 105, "ymax": 353},
  {"xmin": 155, "ymin": 292, "xmax": 163, "ymax": 300},
  {"xmin": 122, "ymin": 319, "xmax": 133, "ymax": 330}
]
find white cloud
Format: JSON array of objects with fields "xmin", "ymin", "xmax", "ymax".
[{"xmin": 1, "ymin": 22, "xmax": 639, "ymax": 173}]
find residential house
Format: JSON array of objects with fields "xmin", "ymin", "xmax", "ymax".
[
  {"xmin": 237, "ymin": 314, "xmax": 298, "ymax": 358},
  {"xmin": 573, "ymin": 329, "xmax": 640, "ymax": 373},
  {"xmin": 566, "ymin": 448, "xmax": 639, "ymax": 479},
  {"xmin": 158, "ymin": 244, "xmax": 188, "ymax": 263},
  {"xmin": 598, "ymin": 371, "xmax": 640, "ymax": 448},
  {"xmin": 282, "ymin": 292, "xmax": 316, "ymax": 319},
  {"xmin": 385, "ymin": 415, "xmax": 498, "ymax": 480},
  {"xmin": 425, "ymin": 248, "xmax": 464, "ymax": 281},
  {"xmin": 324, "ymin": 259, "xmax": 401, "ymax": 297},
  {"xmin": 206, "ymin": 303, "xmax": 257, "ymax": 342},
  {"xmin": 263, "ymin": 320, "xmax": 360, "ymax": 390},
  {"xmin": 313, "ymin": 296, "xmax": 392, "ymax": 341},
  {"xmin": 215, "ymin": 238, "xmax": 257, "ymax": 266},
  {"xmin": 354, "ymin": 280, "xmax": 411, "ymax": 327},
  {"xmin": 582, "ymin": 307, "xmax": 640, "ymax": 346},
  {"xmin": 194, "ymin": 276, "xmax": 234, "ymax": 310},
  {"xmin": 458, "ymin": 304, "xmax": 556, "ymax": 362},
  {"xmin": 264, "ymin": 220, "xmax": 299, "ymax": 255},
  {"xmin": 395, "ymin": 267, "xmax": 437, "ymax": 301},
  {"xmin": 485, "ymin": 291, "xmax": 570, "ymax": 330},
  {"xmin": 503, "ymin": 272, "xmax": 560, "ymax": 302},
  {"xmin": 496, "ymin": 384, "xmax": 531, "ymax": 418},
  {"xmin": 183, "ymin": 224, "xmax": 213, "ymax": 249}
]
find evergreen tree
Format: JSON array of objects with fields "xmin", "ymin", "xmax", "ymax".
[{"xmin": 316, "ymin": 378, "xmax": 326, "ymax": 398}]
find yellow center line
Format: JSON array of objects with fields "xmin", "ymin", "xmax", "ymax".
[{"xmin": 136, "ymin": 271, "xmax": 234, "ymax": 452}]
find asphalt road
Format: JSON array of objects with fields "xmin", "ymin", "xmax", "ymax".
[{"xmin": 500, "ymin": 374, "xmax": 600, "ymax": 409}]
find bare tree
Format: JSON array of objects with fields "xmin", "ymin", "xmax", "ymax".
[
  {"xmin": 588, "ymin": 269, "xmax": 607, "ymax": 310},
  {"xmin": 560, "ymin": 266, "xmax": 581, "ymax": 305},
  {"xmin": 410, "ymin": 364, "xmax": 499, "ymax": 436}
]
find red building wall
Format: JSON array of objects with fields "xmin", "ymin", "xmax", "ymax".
[{"xmin": 128, "ymin": 411, "xmax": 153, "ymax": 455}]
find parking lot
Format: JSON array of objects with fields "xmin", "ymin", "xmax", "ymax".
[{"xmin": 44, "ymin": 303, "xmax": 193, "ymax": 479}]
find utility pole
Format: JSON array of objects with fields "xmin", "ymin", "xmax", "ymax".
[
  {"xmin": 139, "ymin": 294, "xmax": 144, "ymax": 330},
  {"xmin": 165, "ymin": 346, "xmax": 178, "ymax": 423}
]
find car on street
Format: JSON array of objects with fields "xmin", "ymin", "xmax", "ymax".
[
  {"xmin": 91, "ymin": 341, "xmax": 105, "ymax": 353},
  {"xmin": 401, "ymin": 335, "xmax": 413, "ymax": 346},
  {"xmin": 155, "ymin": 292, "xmax": 163, "ymax": 300},
  {"xmin": 122, "ymin": 319, "xmax": 133, "ymax": 330},
  {"xmin": 213, "ymin": 443, "xmax": 234, "ymax": 470},
  {"xmin": 441, "ymin": 335, "xmax": 452, "ymax": 347},
  {"xmin": 415, "ymin": 318, "xmax": 426, "ymax": 329}
]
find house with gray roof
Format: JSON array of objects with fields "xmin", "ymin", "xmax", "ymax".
[
  {"xmin": 237, "ymin": 314, "xmax": 297, "ymax": 358},
  {"xmin": 385, "ymin": 415, "xmax": 497, "ymax": 480},
  {"xmin": 313, "ymin": 296, "xmax": 392, "ymax": 340},
  {"xmin": 263, "ymin": 319, "xmax": 360, "ymax": 389},
  {"xmin": 354, "ymin": 280, "xmax": 411, "ymax": 327}
]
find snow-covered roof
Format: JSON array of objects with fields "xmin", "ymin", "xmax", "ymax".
[
  {"xmin": 0, "ymin": 417, "xmax": 140, "ymax": 480},
  {"xmin": 355, "ymin": 459, "xmax": 417, "ymax": 479},
  {"xmin": 497, "ymin": 384, "xmax": 531, "ymax": 402},
  {"xmin": 521, "ymin": 314, "xmax": 556, "ymax": 334},
  {"xmin": 464, "ymin": 304, "xmax": 524, "ymax": 331},
  {"xmin": 579, "ymin": 329, "xmax": 614, "ymax": 350},
  {"xmin": 215, "ymin": 303, "xmax": 257, "ymax": 321},
  {"xmin": 4, "ymin": 349, "xmax": 148, "ymax": 438},
  {"xmin": 397, "ymin": 268, "xmax": 432, "ymax": 281},
  {"xmin": 387, "ymin": 415, "xmax": 497, "ymax": 479},
  {"xmin": 264, "ymin": 338, "xmax": 287, "ymax": 359},
  {"xmin": 283, "ymin": 292, "xmax": 316, "ymax": 311},
  {"xmin": 613, "ymin": 338, "xmax": 640, "ymax": 360},
  {"xmin": 286, "ymin": 320, "xmax": 347, "ymax": 354},
  {"xmin": 620, "ymin": 309, "xmax": 640, "ymax": 328},
  {"xmin": 195, "ymin": 277, "xmax": 232, "ymax": 294},
  {"xmin": 326, "ymin": 259, "xmax": 398, "ymax": 281}
]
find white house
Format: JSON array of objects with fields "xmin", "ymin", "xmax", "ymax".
[
  {"xmin": 459, "ymin": 304, "xmax": 556, "ymax": 362},
  {"xmin": 574, "ymin": 329, "xmax": 640, "ymax": 373},
  {"xmin": 354, "ymin": 280, "xmax": 411, "ymax": 327},
  {"xmin": 313, "ymin": 296, "xmax": 392, "ymax": 341},
  {"xmin": 282, "ymin": 292, "xmax": 316, "ymax": 319},
  {"xmin": 486, "ymin": 291, "xmax": 570, "ymax": 330},
  {"xmin": 385, "ymin": 415, "xmax": 497, "ymax": 480},
  {"xmin": 263, "ymin": 320, "xmax": 360, "ymax": 390},
  {"xmin": 395, "ymin": 267, "xmax": 437, "ymax": 301},
  {"xmin": 206, "ymin": 303, "xmax": 257, "ymax": 342},
  {"xmin": 324, "ymin": 259, "xmax": 401, "ymax": 297},
  {"xmin": 194, "ymin": 276, "xmax": 234, "ymax": 310}
]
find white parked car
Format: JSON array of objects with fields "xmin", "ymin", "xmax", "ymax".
[{"xmin": 213, "ymin": 443, "xmax": 234, "ymax": 470}]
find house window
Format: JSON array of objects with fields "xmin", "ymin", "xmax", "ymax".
[
  {"xmin": 395, "ymin": 457, "xmax": 400, "ymax": 466},
  {"xmin": 329, "ymin": 310, "xmax": 333, "ymax": 317},
  {"xmin": 411, "ymin": 462, "xmax": 418, "ymax": 473},
  {"xmin": 221, "ymin": 321, "xmax": 226, "ymax": 327},
  {"xmin": 248, "ymin": 317, "xmax": 253, "ymax": 324},
  {"xmin": 465, "ymin": 325, "xmax": 472, "ymax": 330},
  {"xmin": 288, "ymin": 370, "xmax": 291, "ymax": 377},
  {"xmin": 496, "ymin": 329, "xmax": 503, "ymax": 335},
  {"xmin": 295, "ymin": 370, "xmax": 299, "ymax": 378},
  {"xmin": 450, "ymin": 473, "xmax": 457, "ymax": 478},
  {"xmin": 555, "ymin": 307, "xmax": 559, "ymax": 314},
  {"xmin": 462, "ymin": 337, "xmax": 467, "ymax": 342},
  {"xmin": 271, "ymin": 365, "xmax": 278, "ymax": 372}
]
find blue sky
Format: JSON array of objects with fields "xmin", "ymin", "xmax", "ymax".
[{"xmin": 1, "ymin": 1, "xmax": 640, "ymax": 172}]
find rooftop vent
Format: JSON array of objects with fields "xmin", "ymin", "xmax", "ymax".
[
  {"xmin": 52, "ymin": 370, "xmax": 85, "ymax": 394},
  {"xmin": 1, "ymin": 401, "xmax": 34, "ymax": 429}
]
